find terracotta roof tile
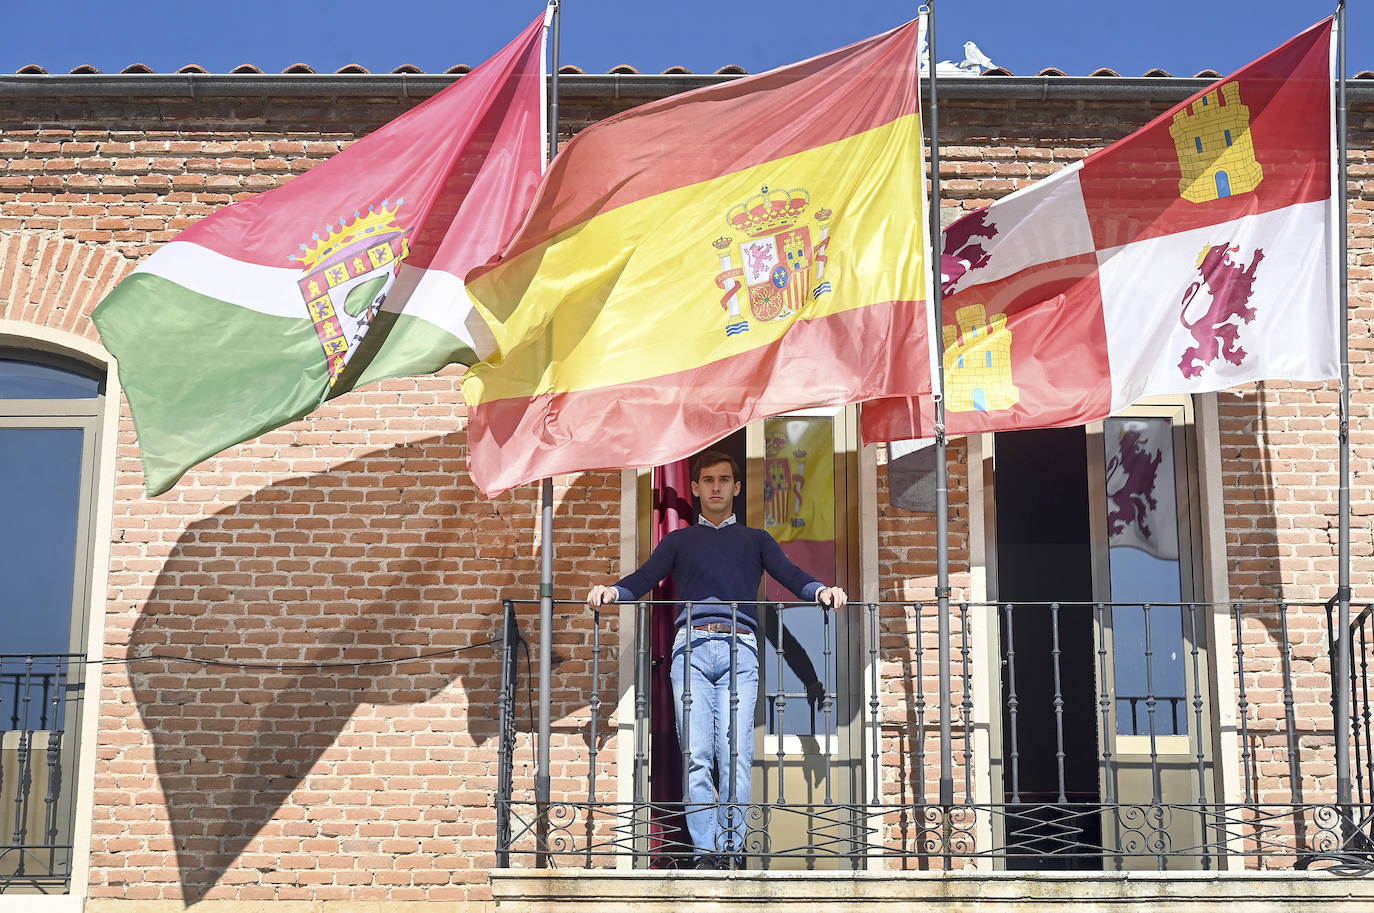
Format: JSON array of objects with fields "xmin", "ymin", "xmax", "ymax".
[{"xmin": 9, "ymin": 61, "xmax": 1374, "ymax": 79}]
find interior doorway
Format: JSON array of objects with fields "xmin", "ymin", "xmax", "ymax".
[
  {"xmin": 989, "ymin": 401, "xmax": 1214, "ymax": 870},
  {"xmin": 641, "ymin": 407, "xmax": 864, "ymax": 869},
  {"xmin": 992, "ymin": 427, "xmax": 1103, "ymax": 868}
]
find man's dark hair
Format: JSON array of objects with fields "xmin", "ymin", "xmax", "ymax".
[{"xmin": 690, "ymin": 450, "xmax": 740, "ymax": 483}]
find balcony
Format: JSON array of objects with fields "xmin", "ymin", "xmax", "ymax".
[
  {"xmin": 0, "ymin": 654, "xmax": 83, "ymax": 894},
  {"xmin": 493, "ymin": 597, "xmax": 1374, "ymax": 874}
]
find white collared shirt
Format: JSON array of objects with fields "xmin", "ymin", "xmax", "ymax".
[{"xmin": 696, "ymin": 513, "xmax": 737, "ymax": 530}]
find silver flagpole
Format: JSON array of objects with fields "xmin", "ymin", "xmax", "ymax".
[
  {"xmin": 536, "ymin": 0, "xmax": 561, "ymax": 868},
  {"xmin": 924, "ymin": 0, "xmax": 954, "ymax": 811},
  {"xmin": 1334, "ymin": 0, "xmax": 1352, "ymax": 809}
]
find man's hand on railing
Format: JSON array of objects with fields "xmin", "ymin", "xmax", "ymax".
[
  {"xmin": 806, "ymin": 678, "xmax": 826, "ymax": 711},
  {"xmin": 817, "ymin": 586, "xmax": 847, "ymax": 610},
  {"xmin": 586, "ymin": 585, "xmax": 619, "ymax": 607}
]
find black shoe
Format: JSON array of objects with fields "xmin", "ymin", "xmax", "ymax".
[{"xmin": 694, "ymin": 854, "xmax": 722, "ymax": 869}]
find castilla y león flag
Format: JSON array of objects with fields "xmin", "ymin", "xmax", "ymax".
[
  {"xmin": 863, "ymin": 17, "xmax": 1338, "ymax": 443},
  {"xmin": 461, "ymin": 19, "xmax": 932, "ymax": 497},
  {"xmin": 92, "ymin": 14, "xmax": 547, "ymax": 496}
]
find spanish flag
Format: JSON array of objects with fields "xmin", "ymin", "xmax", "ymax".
[{"xmin": 461, "ymin": 19, "xmax": 932, "ymax": 497}]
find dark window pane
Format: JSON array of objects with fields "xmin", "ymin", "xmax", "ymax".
[
  {"xmin": 0, "ymin": 356, "xmax": 102, "ymax": 399},
  {"xmin": 0, "ymin": 427, "xmax": 83, "ymax": 656}
]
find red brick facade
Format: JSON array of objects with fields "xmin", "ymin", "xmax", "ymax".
[{"xmin": 1, "ymin": 77, "xmax": 1370, "ymax": 905}]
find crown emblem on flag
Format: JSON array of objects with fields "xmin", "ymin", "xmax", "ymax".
[
  {"xmin": 294, "ymin": 203, "xmax": 408, "ymax": 271},
  {"xmin": 726, "ymin": 186, "xmax": 811, "ymax": 237},
  {"xmin": 294, "ymin": 200, "xmax": 414, "ymax": 387},
  {"xmin": 712, "ymin": 184, "xmax": 833, "ymax": 336}
]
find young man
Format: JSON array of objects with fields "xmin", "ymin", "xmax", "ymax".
[{"xmin": 585, "ymin": 450, "xmax": 846, "ymax": 867}]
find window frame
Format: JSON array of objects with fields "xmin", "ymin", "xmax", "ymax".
[{"xmin": 0, "ymin": 324, "xmax": 118, "ymax": 910}]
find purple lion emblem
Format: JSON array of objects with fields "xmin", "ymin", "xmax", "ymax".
[
  {"xmin": 1178, "ymin": 242, "xmax": 1264, "ymax": 379},
  {"xmin": 941, "ymin": 209, "xmax": 997, "ymax": 293},
  {"xmin": 1106, "ymin": 430, "xmax": 1163, "ymax": 542}
]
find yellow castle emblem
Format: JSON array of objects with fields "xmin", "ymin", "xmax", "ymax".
[
  {"xmin": 943, "ymin": 303, "xmax": 1018, "ymax": 413},
  {"xmin": 1168, "ymin": 82, "xmax": 1263, "ymax": 203}
]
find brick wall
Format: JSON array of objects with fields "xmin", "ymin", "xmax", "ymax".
[{"xmin": 1, "ymin": 82, "xmax": 1371, "ymax": 902}]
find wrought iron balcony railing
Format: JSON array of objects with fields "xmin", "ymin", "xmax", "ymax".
[
  {"xmin": 0, "ymin": 654, "xmax": 83, "ymax": 893},
  {"xmin": 494, "ymin": 597, "xmax": 1374, "ymax": 873}
]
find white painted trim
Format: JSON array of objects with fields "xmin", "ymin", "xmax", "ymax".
[
  {"xmin": 1194, "ymin": 392, "xmax": 1243, "ymax": 870},
  {"xmin": 1117, "ymin": 734, "xmax": 1192, "ymax": 756},
  {"xmin": 0, "ymin": 897, "xmax": 81, "ymax": 913},
  {"xmin": 857, "ymin": 441, "xmax": 885, "ymax": 870},
  {"xmin": 614, "ymin": 467, "xmax": 639, "ymax": 872},
  {"xmin": 0, "ymin": 321, "xmax": 110, "ymax": 364},
  {"xmin": 965, "ymin": 433, "xmax": 995, "ymax": 869},
  {"xmin": 762, "ymin": 733, "xmax": 839, "ymax": 756},
  {"xmin": 0, "ymin": 321, "xmax": 117, "ymax": 906}
]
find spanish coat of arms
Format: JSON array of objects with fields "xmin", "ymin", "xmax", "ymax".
[{"xmin": 712, "ymin": 186, "xmax": 833, "ymax": 337}]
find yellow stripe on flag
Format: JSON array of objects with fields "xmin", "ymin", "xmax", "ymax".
[{"xmin": 463, "ymin": 113, "xmax": 926, "ymax": 406}]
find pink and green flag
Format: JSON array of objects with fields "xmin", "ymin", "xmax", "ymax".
[{"xmin": 93, "ymin": 14, "xmax": 547, "ymax": 496}]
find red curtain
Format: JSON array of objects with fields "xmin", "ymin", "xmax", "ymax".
[{"xmin": 649, "ymin": 459, "xmax": 692, "ymax": 864}]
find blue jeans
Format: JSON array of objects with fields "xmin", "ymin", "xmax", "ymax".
[{"xmin": 670, "ymin": 628, "xmax": 759, "ymax": 856}]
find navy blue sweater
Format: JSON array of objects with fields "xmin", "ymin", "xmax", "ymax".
[{"xmin": 612, "ymin": 520, "xmax": 823, "ymax": 631}]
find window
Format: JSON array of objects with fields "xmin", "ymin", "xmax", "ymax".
[{"xmin": 0, "ymin": 349, "xmax": 106, "ymax": 894}]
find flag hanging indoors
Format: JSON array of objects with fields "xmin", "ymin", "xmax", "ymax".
[
  {"xmin": 92, "ymin": 13, "xmax": 548, "ymax": 496},
  {"xmin": 461, "ymin": 19, "xmax": 932, "ymax": 497},
  {"xmin": 863, "ymin": 16, "xmax": 1338, "ymax": 444}
]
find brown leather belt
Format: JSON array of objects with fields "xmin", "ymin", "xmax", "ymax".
[{"xmin": 692, "ymin": 623, "xmax": 749, "ymax": 634}]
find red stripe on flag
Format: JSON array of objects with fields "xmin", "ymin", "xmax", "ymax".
[
  {"xmin": 864, "ymin": 254, "xmax": 1112, "ymax": 443},
  {"xmin": 466, "ymin": 299, "xmax": 932, "ymax": 497},
  {"xmin": 1077, "ymin": 17, "xmax": 1332, "ymax": 248},
  {"xmin": 177, "ymin": 14, "xmax": 546, "ymax": 273},
  {"xmin": 941, "ymin": 253, "xmax": 1113, "ymax": 436},
  {"xmin": 473, "ymin": 20, "xmax": 922, "ymax": 273}
]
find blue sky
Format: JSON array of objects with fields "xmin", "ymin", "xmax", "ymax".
[{"xmin": 4, "ymin": 1, "xmax": 1364, "ymax": 78}]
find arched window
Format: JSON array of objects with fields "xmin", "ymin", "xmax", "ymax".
[{"xmin": 0, "ymin": 348, "xmax": 105, "ymax": 893}]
